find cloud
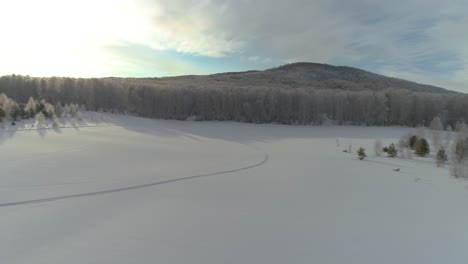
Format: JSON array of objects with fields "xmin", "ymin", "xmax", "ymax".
[{"xmin": 137, "ymin": 0, "xmax": 468, "ymax": 91}]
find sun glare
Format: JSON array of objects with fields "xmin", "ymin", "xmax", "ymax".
[{"xmin": 0, "ymin": 0, "xmax": 154, "ymax": 77}]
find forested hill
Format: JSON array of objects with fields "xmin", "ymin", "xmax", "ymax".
[
  {"xmin": 109, "ymin": 62, "xmax": 452, "ymax": 94},
  {"xmin": 0, "ymin": 63, "xmax": 466, "ymax": 127}
]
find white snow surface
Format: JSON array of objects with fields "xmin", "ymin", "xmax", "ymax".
[{"xmin": 0, "ymin": 113, "xmax": 467, "ymax": 264}]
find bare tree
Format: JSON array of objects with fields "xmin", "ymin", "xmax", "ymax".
[
  {"xmin": 430, "ymin": 116, "xmax": 444, "ymax": 149},
  {"xmin": 374, "ymin": 139, "xmax": 383, "ymax": 156}
]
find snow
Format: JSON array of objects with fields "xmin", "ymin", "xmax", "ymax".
[{"xmin": 1, "ymin": 113, "xmax": 467, "ymax": 264}]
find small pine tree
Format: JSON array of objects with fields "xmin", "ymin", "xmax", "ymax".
[
  {"xmin": 409, "ymin": 135, "xmax": 418, "ymax": 150},
  {"xmin": 436, "ymin": 147, "xmax": 448, "ymax": 167},
  {"xmin": 357, "ymin": 147, "xmax": 367, "ymax": 160},
  {"xmin": 10, "ymin": 103, "xmax": 21, "ymax": 121},
  {"xmin": 35, "ymin": 100, "xmax": 45, "ymax": 114},
  {"xmin": 55, "ymin": 103, "xmax": 63, "ymax": 118},
  {"xmin": 387, "ymin": 143, "xmax": 398, "ymax": 158},
  {"xmin": 415, "ymin": 138, "xmax": 430, "ymax": 157}
]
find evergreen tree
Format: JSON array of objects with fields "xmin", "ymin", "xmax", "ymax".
[
  {"xmin": 55, "ymin": 103, "xmax": 63, "ymax": 118},
  {"xmin": 10, "ymin": 103, "xmax": 21, "ymax": 121},
  {"xmin": 415, "ymin": 138, "xmax": 430, "ymax": 157},
  {"xmin": 409, "ymin": 135, "xmax": 418, "ymax": 150},
  {"xmin": 24, "ymin": 96, "xmax": 37, "ymax": 117},
  {"xmin": 357, "ymin": 147, "xmax": 367, "ymax": 160},
  {"xmin": 436, "ymin": 147, "xmax": 448, "ymax": 167}
]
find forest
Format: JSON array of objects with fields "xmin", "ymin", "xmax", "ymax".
[{"xmin": 0, "ymin": 74, "xmax": 467, "ymax": 127}]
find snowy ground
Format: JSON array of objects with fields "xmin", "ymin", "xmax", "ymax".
[{"xmin": 1, "ymin": 113, "xmax": 467, "ymax": 264}]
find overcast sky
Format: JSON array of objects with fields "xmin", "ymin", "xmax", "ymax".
[{"xmin": 0, "ymin": 0, "xmax": 466, "ymax": 91}]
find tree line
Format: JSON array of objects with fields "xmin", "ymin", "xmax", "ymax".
[
  {"xmin": 0, "ymin": 92, "xmax": 83, "ymax": 126},
  {"xmin": 0, "ymin": 74, "xmax": 467, "ymax": 127}
]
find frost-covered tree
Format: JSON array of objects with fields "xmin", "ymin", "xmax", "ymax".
[
  {"xmin": 55, "ymin": 103, "xmax": 63, "ymax": 118},
  {"xmin": 43, "ymin": 103, "xmax": 55, "ymax": 118},
  {"xmin": 69, "ymin": 104, "xmax": 78, "ymax": 118},
  {"xmin": 398, "ymin": 135, "xmax": 409, "ymax": 158},
  {"xmin": 35, "ymin": 112, "xmax": 45, "ymax": 127},
  {"xmin": 62, "ymin": 104, "xmax": 70, "ymax": 118},
  {"xmin": 450, "ymin": 133, "xmax": 468, "ymax": 178},
  {"xmin": 453, "ymin": 134, "xmax": 468, "ymax": 162},
  {"xmin": 430, "ymin": 116, "xmax": 444, "ymax": 130},
  {"xmin": 0, "ymin": 93, "xmax": 8, "ymax": 106},
  {"xmin": 445, "ymin": 125, "xmax": 453, "ymax": 148},
  {"xmin": 52, "ymin": 117, "xmax": 59, "ymax": 127},
  {"xmin": 1, "ymin": 74, "xmax": 468, "ymax": 126},
  {"xmin": 24, "ymin": 96, "xmax": 37, "ymax": 117},
  {"xmin": 374, "ymin": 139, "xmax": 382, "ymax": 156},
  {"xmin": 430, "ymin": 116, "xmax": 444, "ymax": 149}
]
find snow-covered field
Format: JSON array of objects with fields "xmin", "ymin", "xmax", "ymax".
[{"xmin": 1, "ymin": 113, "xmax": 467, "ymax": 264}]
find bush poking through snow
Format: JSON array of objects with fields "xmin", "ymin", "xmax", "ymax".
[
  {"xmin": 357, "ymin": 147, "xmax": 367, "ymax": 160},
  {"xmin": 436, "ymin": 147, "xmax": 448, "ymax": 167},
  {"xmin": 415, "ymin": 138, "xmax": 430, "ymax": 157},
  {"xmin": 386, "ymin": 143, "xmax": 398, "ymax": 158}
]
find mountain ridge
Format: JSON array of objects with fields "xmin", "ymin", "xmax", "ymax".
[{"xmin": 111, "ymin": 62, "xmax": 455, "ymax": 94}]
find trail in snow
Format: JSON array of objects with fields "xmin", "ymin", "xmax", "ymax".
[{"xmin": 0, "ymin": 153, "xmax": 269, "ymax": 208}]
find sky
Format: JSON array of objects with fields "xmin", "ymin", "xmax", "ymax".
[{"xmin": 0, "ymin": 0, "xmax": 467, "ymax": 92}]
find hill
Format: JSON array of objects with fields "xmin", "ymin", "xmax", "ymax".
[{"xmin": 109, "ymin": 62, "xmax": 453, "ymax": 94}]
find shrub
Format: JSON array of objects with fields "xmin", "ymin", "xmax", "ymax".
[
  {"xmin": 387, "ymin": 143, "xmax": 398, "ymax": 158},
  {"xmin": 409, "ymin": 135, "xmax": 418, "ymax": 150},
  {"xmin": 415, "ymin": 138, "xmax": 430, "ymax": 157},
  {"xmin": 357, "ymin": 147, "xmax": 367, "ymax": 160},
  {"xmin": 436, "ymin": 147, "xmax": 448, "ymax": 167}
]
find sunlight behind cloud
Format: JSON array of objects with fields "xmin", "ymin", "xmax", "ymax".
[
  {"xmin": 0, "ymin": 0, "xmax": 242, "ymax": 77},
  {"xmin": 0, "ymin": 0, "xmax": 156, "ymax": 77}
]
